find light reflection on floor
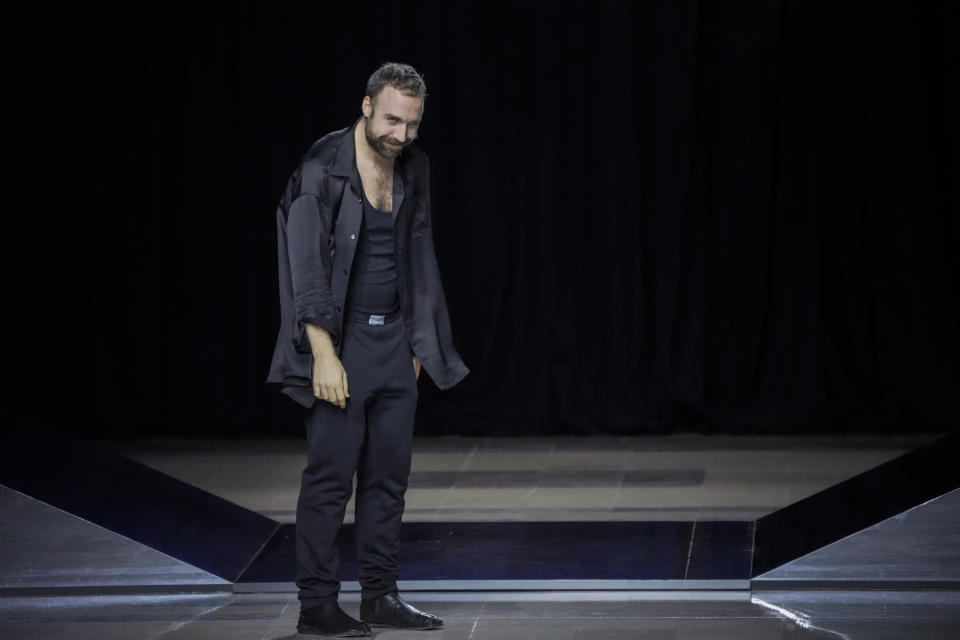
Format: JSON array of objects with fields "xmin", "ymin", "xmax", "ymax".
[{"xmin": 2, "ymin": 591, "xmax": 958, "ymax": 639}]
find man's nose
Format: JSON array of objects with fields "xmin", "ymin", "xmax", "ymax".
[{"xmin": 393, "ymin": 126, "xmax": 407, "ymax": 143}]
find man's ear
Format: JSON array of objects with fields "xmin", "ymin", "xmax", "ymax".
[{"xmin": 362, "ymin": 96, "xmax": 372, "ymax": 119}]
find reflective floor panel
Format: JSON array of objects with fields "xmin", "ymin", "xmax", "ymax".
[
  {"xmin": 755, "ymin": 488, "xmax": 960, "ymax": 586},
  {"xmin": 1, "ymin": 591, "xmax": 957, "ymax": 639},
  {"xmin": 0, "ymin": 486, "xmax": 227, "ymax": 592},
  {"xmin": 112, "ymin": 435, "xmax": 927, "ymax": 523}
]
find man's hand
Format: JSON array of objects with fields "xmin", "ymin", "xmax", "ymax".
[
  {"xmin": 413, "ymin": 356, "xmax": 421, "ymax": 381},
  {"xmin": 313, "ymin": 352, "xmax": 349, "ymax": 408},
  {"xmin": 307, "ymin": 324, "xmax": 350, "ymax": 408}
]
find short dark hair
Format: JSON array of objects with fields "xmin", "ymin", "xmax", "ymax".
[{"xmin": 365, "ymin": 62, "xmax": 427, "ymax": 103}]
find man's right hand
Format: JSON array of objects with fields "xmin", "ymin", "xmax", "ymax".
[
  {"xmin": 306, "ymin": 323, "xmax": 350, "ymax": 408},
  {"xmin": 312, "ymin": 351, "xmax": 350, "ymax": 408}
]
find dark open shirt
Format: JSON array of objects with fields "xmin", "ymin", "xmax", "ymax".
[{"xmin": 267, "ymin": 124, "xmax": 469, "ymax": 407}]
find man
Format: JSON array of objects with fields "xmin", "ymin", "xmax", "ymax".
[{"xmin": 267, "ymin": 62, "xmax": 468, "ymax": 637}]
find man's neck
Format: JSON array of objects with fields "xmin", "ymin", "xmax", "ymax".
[{"xmin": 354, "ymin": 120, "xmax": 395, "ymax": 173}]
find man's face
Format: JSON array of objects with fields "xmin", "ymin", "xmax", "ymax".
[{"xmin": 363, "ymin": 85, "xmax": 424, "ymax": 160}]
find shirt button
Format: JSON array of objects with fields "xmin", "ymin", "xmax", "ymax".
[{"xmin": 350, "ymin": 234, "xmax": 356, "ymax": 240}]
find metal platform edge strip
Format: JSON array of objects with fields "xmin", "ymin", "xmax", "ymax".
[{"xmin": 232, "ymin": 579, "xmax": 751, "ymax": 593}]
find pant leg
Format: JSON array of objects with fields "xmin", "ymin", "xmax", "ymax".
[
  {"xmin": 295, "ymin": 325, "xmax": 371, "ymax": 607},
  {"xmin": 354, "ymin": 318, "xmax": 419, "ymax": 600}
]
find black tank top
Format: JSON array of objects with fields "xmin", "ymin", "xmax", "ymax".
[{"xmin": 345, "ymin": 190, "xmax": 399, "ymax": 314}]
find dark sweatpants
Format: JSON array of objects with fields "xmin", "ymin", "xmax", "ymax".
[{"xmin": 295, "ymin": 310, "xmax": 418, "ymax": 608}]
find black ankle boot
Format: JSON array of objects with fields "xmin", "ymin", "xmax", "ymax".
[
  {"xmin": 297, "ymin": 602, "xmax": 371, "ymax": 637},
  {"xmin": 359, "ymin": 592, "xmax": 443, "ymax": 629}
]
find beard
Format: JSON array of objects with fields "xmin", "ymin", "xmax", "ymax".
[{"xmin": 364, "ymin": 117, "xmax": 408, "ymax": 159}]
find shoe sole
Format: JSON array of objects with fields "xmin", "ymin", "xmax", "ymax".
[
  {"xmin": 363, "ymin": 622, "xmax": 443, "ymax": 630},
  {"xmin": 296, "ymin": 626, "xmax": 371, "ymax": 637}
]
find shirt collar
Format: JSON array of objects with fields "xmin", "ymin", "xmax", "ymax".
[{"xmin": 332, "ymin": 121, "xmax": 359, "ymax": 179}]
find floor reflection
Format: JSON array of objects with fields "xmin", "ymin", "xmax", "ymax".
[
  {"xmin": 2, "ymin": 591, "xmax": 957, "ymax": 639},
  {"xmin": 753, "ymin": 597, "xmax": 850, "ymax": 639}
]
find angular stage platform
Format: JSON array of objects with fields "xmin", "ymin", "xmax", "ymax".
[
  {"xmin": 3, "ymin": 431, "xmax": 959, "ymax": 639},
  {"xmin": 2, "ymin": 431, "xmax": 957, "ymax": 594}
]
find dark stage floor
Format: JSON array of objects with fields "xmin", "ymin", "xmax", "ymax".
[{"xmin": 2, "ymin": 434, "xmax": 958, "ymax": 638}]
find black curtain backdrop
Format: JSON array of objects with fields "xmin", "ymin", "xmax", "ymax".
[{"xmin": 6, "ymin": 1, "xmax": 956, "ymax": 438}]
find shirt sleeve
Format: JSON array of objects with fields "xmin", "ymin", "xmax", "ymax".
[
  {"xmin": 286, "ymin": 192, "xmax": 339, "ymax": 351},
  {"xmin": 407, "ymin": 154, "xmax": 470, "ymax": 389}
]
